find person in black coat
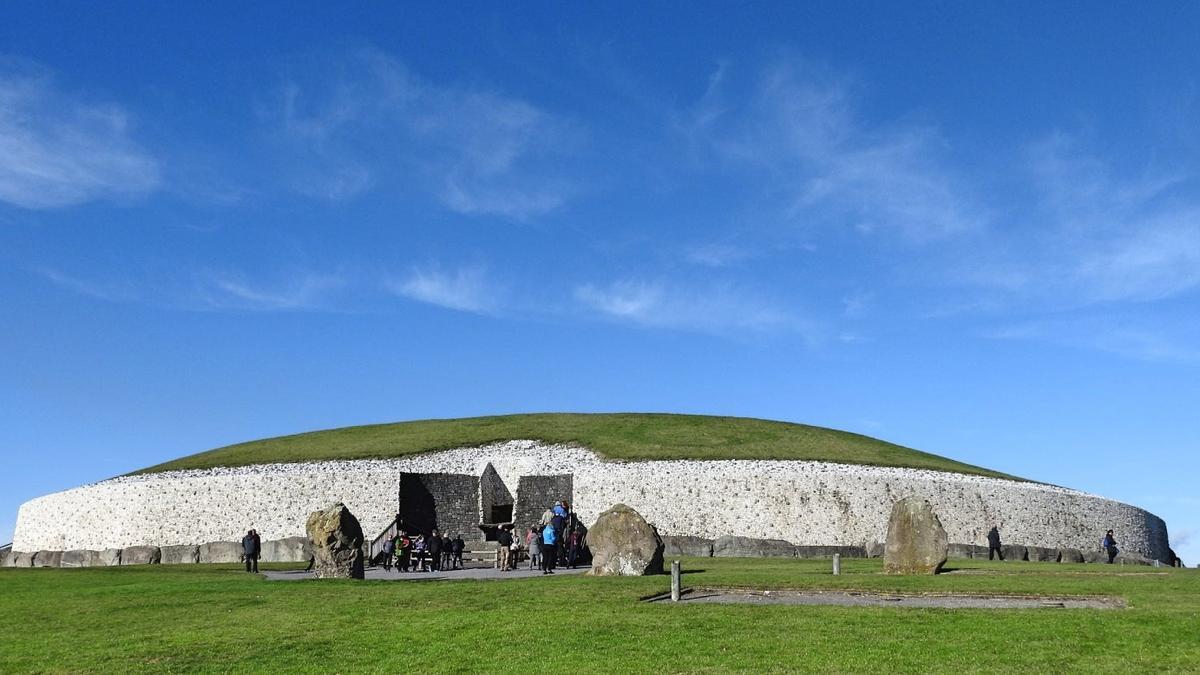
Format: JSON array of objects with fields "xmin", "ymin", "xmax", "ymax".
[
  {"xmin": 427, "ymin": 529, "xmax": 443, "ymax": 571},
  {"xmin": 451, "ymin": 535, "xmax": 465, "ymax": 569},
  {"xmin": 242, "ymin": 529, "xmax": 261, "ymax": 573},
  {"xmin": 986, "ymin": 526, "xmax": 1003, "ymax": 561}
]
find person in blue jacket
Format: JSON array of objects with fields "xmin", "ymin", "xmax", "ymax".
[{"xmin": 541, "ymin": 524, "xmax": 558, "ymax": 575}]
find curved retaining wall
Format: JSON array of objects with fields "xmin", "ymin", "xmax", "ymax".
[{"xmin": 12, "ymin": 441, "xmax": 1170, "ymax": 560}]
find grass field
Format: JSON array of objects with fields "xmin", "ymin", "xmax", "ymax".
[
  {"xmin": 136, "ymin": 413, "xmax": 1022, "ymax": 480},
  {"xmin": 1, "ymin": 558, "xmax": 1195, "ymax": 672}
]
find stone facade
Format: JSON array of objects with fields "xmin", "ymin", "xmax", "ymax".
[
  {"xmin": 12, "ymin": 441, "xmax": 1173, "ymax": 562},
  {"xmin": 398, "ymin": 472, "xmax": 480, "ymax": 540}
]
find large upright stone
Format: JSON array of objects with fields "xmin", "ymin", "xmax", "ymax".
[
  {"xmin": 884, "ymin": 497, "xmax": 948, "ymax": 575},
  {"xmin": 587, "ymin": 504, "xmax": 664, "ymax": 576},
  {"xmin": 306, "ymin": 503, "xmax": 365, "ymax": 579}
]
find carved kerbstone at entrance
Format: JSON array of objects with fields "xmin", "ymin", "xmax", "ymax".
[
  {"xmin": 884, "ymin": 497, "xmax": 948, "ymax": 575},
  {"xmin": 587, "ymin": 503, "xmax": 664, "ymax": 576},
  {"xmin": 306, "ymin": 502, "xmax": 365, "ymax": 579}
]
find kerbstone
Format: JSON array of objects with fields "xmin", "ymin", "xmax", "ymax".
[
  {"xmin": 161, "ymin": 545, "xmax": 200, "ymax": 564},
  {"xmin": 120, "ymin": 546, "xmax": 161, "ymax": 565},
  {"xmin": 661, "ymin": 535, "xmax": 714, "ymax": 558},
  {"xmin": 587, "ymin": 503, "xmax": 664, "ymax": 576},
  {"xmin": 0, "ymin": 549, "xmax": 9, "ymax": 567},
  {"xmin": 261, "ymin": 537, "xmax": 312, "ymax": 563},
  {"xmin": 198, "ymin": 541, "xmax": 242, "ymax": 564},
  {"xmin": 794, "ymin": 545, "xmax": 866, "ymax": 559},
  {"xmin": 307, "ymin": 502, "xmax": 365, "ymax": 579},
  {"xmin": 884, "ymin": 497, "xmax": 947, "ymax": 575},
  {"xmin": 1058, "ymin": 548, "xmax": 1085, "ymax": 563},
  {"xmin": 948, "ymin": 543, "xmax": 989, "ymax": 559},
  {"xmin": 60, "ymin": 550, "xmax": 103, "ymax": 567},
  {"xmin": 713, "ymin": 536, "xmax": 796, "ymax": 558},
  {"xmin": 1000, "ymin": 544, "xmax": 1028, "ymax": 562},
  {"xmin": 100, "ymin": 549, "xmax": 122, "ymax": 566},
  {"xmin": 12, "ymin": 551, "xmax": 36, "ymax": 567},
  {"xmin": 1027, "ymin": 546, "xmax": 1059, "ymax": 562}
]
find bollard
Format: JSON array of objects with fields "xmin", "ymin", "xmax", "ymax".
[
  {"xmin": 832, "ymin": 553, "xmax": 841, "ymax": 576},
  {"xmin": 671, "ymin": 560, "xmax": 681, "ymax": 602}
]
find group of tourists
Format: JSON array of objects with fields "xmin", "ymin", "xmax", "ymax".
[
  {"xmin": 379, "ymin": 530, "xmax": 466, "ymax": 572},
  {"xmin": 495, "ymin": 499, "xmax": 586, "ymax": 574}
]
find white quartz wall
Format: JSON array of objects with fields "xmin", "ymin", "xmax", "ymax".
[{"xmin": 13, "ymin": 441, "xmax": 1169, "ymax": 560}]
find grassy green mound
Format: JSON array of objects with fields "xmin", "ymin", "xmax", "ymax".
[
  {"xmin": 136, "ymin": 412, "xmax": 1022, "ymax": 480},
  {"xmin": 1, "ymin": 559, "xmax": 1195, "ymax": 671}
]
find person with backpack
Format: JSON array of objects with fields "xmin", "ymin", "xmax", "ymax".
[
  {"xmin": 1102, "ymin": 530, "xmax": 1119, "ymax": 564},
  {"xmin": 541, "ymin": 524, "xmax": 557, "ymax": 575}
]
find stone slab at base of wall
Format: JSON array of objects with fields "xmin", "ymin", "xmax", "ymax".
[
  {"xmin": 866, "ymin": 541, "xmax": 885, "ymax": 558},
  {"xmin": 661, "ymin": 535, "xmax": 714, "ymax": 558},
  {"xmin": 1082, "ymin": 550, "xmax": 1107, "ymax": 564},
  {"xmin": 120, "ymin": 546, "xmax": 161, "ymax": 565},
  {"xmin": 1058, "ymin": 548, "xmax": 1085, "ymax": 563},
  {"xmin": 713, "ymin": 536, "xmax": 797, "ymax": 558},
  {"xmin": 1115, "ymin": 553, "xmax": 1152, "ymax": 566},
  {"xmin": 12, "ymin": 551, "xmax": 35, "ymax": 567},
  {"xmin": 794, "ymin": 545, "xmax": 867, "ymax": 559},
  {"xmin": 1027, "ymin": 546, "xmax": 1060, "ymax": 562},
  {"xmin": 161, "ymin": 545, "xmax": 200, "ymax": 564},
  {"xmin": 1000, "ymin": 544, "xmax": 1028, "ymax": 561},
  {"xmin": 34, "ymin": 550, "xmax": 63, "ymax": 567},
  {"xmin": 947, "ymin": 543, "xmax": 989, "ymax": 559},
  {"xmin": 100, "ymin": 549, "xmax": 122, "ymax": 566},
  {"xmin": 199, "ymin": 541, "xmax": 242, "ymax": 564},
  {"xmin": 61, "ymin": 550, "xmax": 104, "ymax": 567},
  {"xmin": 261, "ymin": 537, "xmax": 312, "ymax": 563}
]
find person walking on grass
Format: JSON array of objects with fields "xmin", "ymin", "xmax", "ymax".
[
  {"xmin": 1102, "ymin": 530, "xmax": 1119, "ymax": 564},
  {"xmin": 242, "ymin": 529, "xmax": 260, "ymax": 573},
  {"xmin": 986, "ymin": 526, "xmax": 1004, "ymax": 561},
  {"xmin": 541, "ymin": 524, "xmax": 558, "ymax": 575}
]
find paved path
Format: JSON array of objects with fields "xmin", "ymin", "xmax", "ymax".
[{"xmin": 263, "ymin": 564, "xmax": 588, "ymax": 582}]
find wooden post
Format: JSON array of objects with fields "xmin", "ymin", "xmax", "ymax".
[
  {"xmin": 832, "ymin": 553, "xmax": 841, "ymax": 576},
  {"xmin": 671, "ymin": 560, "xmax": 681, "ymax": 601}
]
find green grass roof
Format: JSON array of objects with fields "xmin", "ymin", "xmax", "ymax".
[
  {"xmin": 134, "ymin": 413, "xmax": 1023, "ymax": 480},
  {"xmin": 136, "ymin": 413, "xmax": 1024, "ymax": 480}
]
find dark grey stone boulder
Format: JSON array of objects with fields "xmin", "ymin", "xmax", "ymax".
[
  {"xmin": 198, "ymin": 542, "xmax": 242, "ymax": 564},
  {"xmin": 884, "ymin": 497, "xmax": 948, "ymax": 575},
  {"xmin": 713, "ymin": 536, "xmax": 796, "ymax": 558},
  {"xmin": 11, "ymin": 551, "xmax": 36, "ymax": 567},
  {"xmin": 1082, "ymin": 549, "xmax": 1107, "ymax": 564},
  {"xmin": 33, "ymin": 551, "xmax": 62, "ymax": 567},
  {"xmin": 794, "ymin": 545, "xmax": 867, "ymax": 559},
  {"xmin": 306, "ymin": 502, "xmax": 365, "ymax": 579},
  {"xmin": 947, "ymin": 543, "xmax": 988, "ymax": 559},
  {"xmin": 1058, "ymin": 548, "xmax": 1085, "ymax": 563},
  {"xmin": 60, "ymin": 550, "xmax": 103, "ymax": 568},
  {"xmin": 661, "ymin": 535, "xmax": 713, "ymax": 558},
  {"xmin": 587, "ymin": 504, "xmax": 664, "ymax": 576},
  {"xmin": 120, "ymin": 546, "xmax": 161, "ymax": 565},
  {"xmin": 260, "ymin": 537, "xmax": 313, "ymax": 563},
  {"xmin": 1000, "ymin": 544, "xmax": 1028, "ymax": 561},
  {"xmin": 100, "ymin": 549, "xmax": 122, "ymax": 566},
  {"xmin": 1027, "ymin": 546, "xmax": 1059, "ymax": 562},
  {"xmin": 1115, "ymin": 553, "xmax": 1152, "ymax": 566},
  {"xmin": 0, "ymin": 549, "xmax": 9, "ymax": 568},
  {"xmin": 161, "ymin": 545, "xmax": 200, "ymax": 565}
]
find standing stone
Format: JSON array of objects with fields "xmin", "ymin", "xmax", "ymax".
[
  {"xmin": 306, "ymin": 503, "xmax": 365, "ymax": 579},
  {"xmin": 884, "ymin": 497, "xmax": 948, "ymax": 575},
  {"xmin": 587, "ymin": 504, "xmax": 664, "ymax": 576}
]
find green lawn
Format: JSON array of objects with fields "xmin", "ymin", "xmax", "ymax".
[
  {"xmin": 136, "ymin": 413, "xmax": 1022, "ymax": 480},
  {"xmin": 1, "ymin": 558, "xmax": 1195, "ymax": 672}
]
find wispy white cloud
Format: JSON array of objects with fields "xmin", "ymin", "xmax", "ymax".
[
  {"xmin": 684, "ymin": 242, "xmax": 752, "ymax": 268},
  {"xmin": 574, "ymin": 278, "xmax": 820, "ymax": 339},
  {"xmin": 33, "ymin": 267, "xmax": 141, "ymax": 302},
  {"xmin": 0, "ymin": 59, "xmax": 160, "ymax": 209},
  {"xmin": 985, "ymin": 315, "xmax": 1200, "ymax": 365},
  {"xmin": 195, "ymin": 271, "xmax": 346, "ymax": 311},
  {"xmin": 385, "ymin": 265, "xmax": 501, "ymax": 315},
  {"xmin": 273, "ymin": 48, "xmax": 577, "ymax": 218},
  {"xmin": 691, "ymin": 59, "xmax": 982, "ymax": 240}
]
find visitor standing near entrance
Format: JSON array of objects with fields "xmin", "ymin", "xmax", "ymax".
[
  {"xmin": 541, "ymin": 524, "xmax": 557, "ymax": 574},
  {"xmin": 527, "ymin": 527, "xmax": 541, "ymax": 570},
  {"xmin": 413, "ymin": 534, "xmax": 428, "ymax": 571},
  {"xmin": 566, "ymin": 526, "xmax": 582, "ymax": 568},
  {"xmin": 441, "ymin": 534, "xmax": 452, "ymax": 570},
  {"xmin": 396, "ymin": 531, "xmax": 411, "ymax": 572},
  {"xmin": 986, "ymin": 526, "xmax": 1004, "ymax": 561},
  {"xmin": 497, "ymin": 526, "xmax": 513, "ymax": 571},
  {"xmin": 1102, "ymin": 530, "xmax": 1119, "ymax": 564},
  {"xmin": 242, "ymin": 529, "xmax": 260, "ymax": 573},
  {"xmin": 451, "ymin": 534, "xmax": 465, "ymax": 569},
  {"xmin": 428, "ymin": 530, "xmax": 443, "ymax": 571},
  {"xmin": 381, "ymin": 535, "xmax": 395, "ymax": 571}
]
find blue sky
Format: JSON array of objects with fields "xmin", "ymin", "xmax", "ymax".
[{"xmin": 2, "ymin": 3, "xmax": 1197, "ymax": 562}]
